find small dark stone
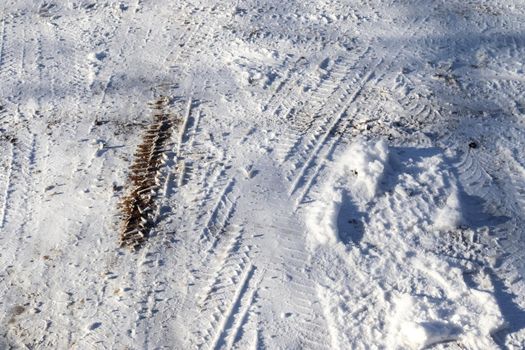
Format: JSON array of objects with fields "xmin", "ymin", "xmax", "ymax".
[
  {"xmin": 88, "ymin": 322, "xmax": 102, "ymax": 331},
  {"xmin": 94, "ymin": 119, "xmax": 108, "ymax": 126},
  {"xmin": 468, "ymin": 141, "xmax": 478, "ymax": 149}
]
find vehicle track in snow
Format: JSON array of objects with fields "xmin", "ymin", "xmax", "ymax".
[
  {"xmin": 180, "ymin": 141, "xmax": 238, "ymax": 250},
  {"xmin": 0, "ymin": 139, "xmax": 14, "ymax": 229},
  {"xmin": 53, "ymin": 17, "xmax": 94, "ymax": 101},
  {"xmin": 207, "ymin": 264, "xmax": 261, "ymax": 350},
  {"xmin": 174, "ymin": 97, "xmax": 201, "ymax": 189},
  {"xmin": 2, "ymin": 0, "xmax": 525, "ymax": 348},
  {"xmin": 119, "ymin": 97, "xmax": 179, "ymax": 249},
  {"xmin": 0, "ymin": 18, "xmax": 5, "ymax": 73},
  {"xmin": 286, "ymin": 64, "xmax": 378, "ymax": 196},
  {"xmin": 192, "ymin": 226, "xmax": 257, "ymax": 349},
  {"xmin": 0, "ymin": 124, "xmax": 40, "ymax": 346},
  {"xmin": 0, "ymin": 14, "xmax": 26, "ymax": 97},
  {"xmin": 164, "ymin": 4, "xmax": 231, "ymax": 75},
  {"xmin": 259, "ymin": 217, "xmax": 333, "ymax": 350},
  {"xmin": 260, "ymin": 55, "xmax": 310, "ymax": 115},
  {"xmin": 280, "ymin": 18, "xmax": 430, "ymax": 209},
  {"xmin": 199, "ymin": 178, "xmax": 238, "ymax": 242},
  {"xmin": 1, "ymin": 115, "xmax": 36, "ymax": 236}
]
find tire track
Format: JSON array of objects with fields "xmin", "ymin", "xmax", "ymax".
[
  {"xmin": 287, "ymin": 18, "xmax": 429, "ymax": 206},
  {"xmin": 55, "ymin": 2, "xmax": 126, "ymax": 107},
  {"xmin": 0, "ymin": 139, "xmax": 14, "ymax": 229},
  {"xmin": 33, "ymin": 8, "xmax": 61, "ymax": 105},
  {"xmin": 209, "ymin": 264, "xmax": 261, "ymax": 350},
  {"xmin": 455, "ymin": 144, "xmax": 525, "ymax": 284},
  {"xmin": 55, "ymin": 20, "xmax": 90, "ymax": 100},
  {"xmin": 391, "ymin": 73, "xmax": 443, "ymax": 130},
  {"xmin": 186, "ymin": 153, "xmax": 232, "ymax": 235},
  {"xmin": 162, "ymin": 16, "xmax": 206, "ymax": 67},
  {"xmin": 251, "ymin": 213, "xmax": 333, "ymax": 350},
  {"xmin": 177, "ymin": 105, "xmax": 202, "ymax": 187},
  {"xmin": 119, "ymin": 96, "xmax": 179, "ymax": 249},
  {"xmin": 271, "ymin": 49, "xmax": 371, "ymax": 164},
  {"xmin": 0, "ymin": 17, "xmax": 6, "ymax": 73},
  {"xmin": 175, "ymin": 97, "xmax": 198, "ymax": 188},
  {"xmin": 198, "ymin": 226, "xmax": 246, "ymax": 305},
  {"xmin": 0, "ymin": 126, "xmax": 38, "ymax": 348},
  {"xmin": 317, "ymin": 286, "xmax": 342, "ymax": 350},
  {"xmin": 287, "ymin": 64, "xmax": 378, "ymax": 197},
  {"xmin": 285, "ymin": 48, "xmax": 371, "ymax": 134},
  {"xmin": 502, "ymin": 149, "xmax": 525, "ymax": 214},
  {"xmin": 200, "ymin": 178, "xmax": 237, "ymax": 243},
  {"xmin": 193, "ymin": 259, "xmax": 257, "ymax": 349},
  {"xmin": 261, "ymin": 56, "xmax": 310, "ymax": 115},
  {"xmin": 187, "ymin": 179, "xmax": 249, "ymax": 349},
  {"xmin": 286, "ymin": 72, "xmax": 380, "ymax": 199},
  {"xmin": 164, "ymin": 5, "xmax": 227, "ymax": 72},
  {"xmin": 456, "ymin": 148, "xmax": 500, "ymax": 206},
  {"xmin": 223, "ymin": 270, "xmax": 262, "ymax": 350},
  {"xmin": 130, "ymin": 245, "xmax": 169, "ymax": 349},
  {"xmin": 0, "ymin": 15, "xmax": 24, "ymax": 91},
  {"xmin": 277, "ymin": 50, "xmax": 374, "ymax": 175},
  {"xmin": 1, "ymin": 126, "xmax": 36, "ymax": 230}
]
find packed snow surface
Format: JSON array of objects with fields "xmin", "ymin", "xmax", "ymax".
[{"xmin": 1, "ymin": 0, "xmax": 525, "ymax": 349}]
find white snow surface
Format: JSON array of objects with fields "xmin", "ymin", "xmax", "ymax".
[
  {"xmin": 306, "ymin": 138, "xmax": 389, "ymax": 246},
  {"xmin": 1, "ymin": 0, "xmax": 525, "ymax": 349},
  {"xmin": 307, "ymin": 139, "xmax": 506, "ymax": 348}
]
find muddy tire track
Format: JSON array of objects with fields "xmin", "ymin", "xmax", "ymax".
[{"xmin": 119, "ymin": 96, "xmax": 179, "ymax": 249}]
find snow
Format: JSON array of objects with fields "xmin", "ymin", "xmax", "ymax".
[
  {"xmin": 306, "ymin": 138, "xmax": 389, "ymax": 246},
  {"xmin": 434, "ymin": 186, "xmax": 465, "ymax": 232},
  {"xmin": 398, "ymin": 320, "xmax": 461, "ymax": 349},
  {"xmin": 1, "ymin": 0, "xmax": 525, "ymax": 349},
  {"xmin": 307, "ymin": 139, "xmax": 506, "ymax": 348}
]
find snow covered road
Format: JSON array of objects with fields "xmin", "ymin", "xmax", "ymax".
[{"xmin": 1, "ymin": 0, "xmax": 525, "ymax": 349}]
